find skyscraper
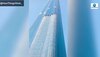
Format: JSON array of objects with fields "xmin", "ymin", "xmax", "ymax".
[{"xmin": 29, "ymin": 0, "xmax": 66, "ymax": 57}]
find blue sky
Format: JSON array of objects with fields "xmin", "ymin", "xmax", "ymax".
[
  {"xmin": 0, "ymin": 0, "xmax": 28, "ymax": 57},
  {"xmin": 0, "ymin": 0, "xmax": 99, "ymax": 57}
]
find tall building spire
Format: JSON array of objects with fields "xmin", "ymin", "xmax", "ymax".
[{"xmin": 29, "ymin": 0, "xmax": 66, "ymax": 57}]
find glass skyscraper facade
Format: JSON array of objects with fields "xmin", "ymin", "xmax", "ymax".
[{"xmin": 29, "ymin": 0, "xmax": 66, "ymax": 57}]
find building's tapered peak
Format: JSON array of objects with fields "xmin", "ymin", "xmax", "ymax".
[{"xmin": 29, "ymin": 0, "xmax": 66, "ymax": 57}]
